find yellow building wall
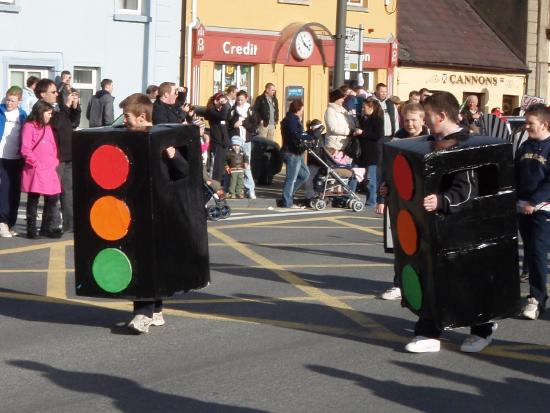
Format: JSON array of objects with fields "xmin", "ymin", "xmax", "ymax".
[
  {"xmin": 396, "ymin": 67, "xmax": 526, "ymax": 113},
  {"xmin": 189, "ymin": 1, "xmax": 396, "ymax": 37},
  {"xmin": 198, "ymin": 61, "xmax": 215, "ymax": 106}
]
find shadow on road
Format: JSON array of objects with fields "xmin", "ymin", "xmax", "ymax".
[
  {"xmin": 307, "ymin": 361, "xmax": 550, "ymax": 412},
  {"xmin": 8, "ymin": 360, "xmax": 267, "ymax": 412}
]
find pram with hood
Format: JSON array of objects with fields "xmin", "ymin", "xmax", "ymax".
[{"xmin": 302, "ymin": 123, "xmax": 365, "ymax": 212}]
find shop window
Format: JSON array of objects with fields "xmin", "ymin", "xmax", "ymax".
[
  {"xmin": 502, "ymin": 95, "xmax": 519, "ymax": 115},
  {"xmin": 213, "ymin": 64, "xmax": 254, "ymax": 98},
  {"xmin": 8, "ymin": 66, "xmax": 49, "ymax": 88},
  {"xmin": 73, "ymin": 67, "xmax": 100, "ymax": 129}
]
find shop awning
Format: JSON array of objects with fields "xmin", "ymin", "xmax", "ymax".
[{"xmin": 398, "ymin": 0, "xmax": 530, "ymax": 73}]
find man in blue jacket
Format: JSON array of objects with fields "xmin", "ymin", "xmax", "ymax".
[{"xmin": 516, "ymin": 103, "xmax": 550, "ymax": 320}]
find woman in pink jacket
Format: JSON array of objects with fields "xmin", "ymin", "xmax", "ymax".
[{"xmin": 20, "ymin": 100, "xmax": 62, "ymax": 239}]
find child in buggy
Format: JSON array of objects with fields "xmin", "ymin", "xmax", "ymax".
[{"xmin": 303, "ymin": 119, "xmax": 365, "ymax": 212}]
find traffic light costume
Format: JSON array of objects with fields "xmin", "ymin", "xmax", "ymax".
[
  {"xmin": 72, "ymin": 124, "xmax": 210, "ymax": 300},
  {"xmin": 384, "ymin": 132, "xmax": 520, "ymax": 334}
]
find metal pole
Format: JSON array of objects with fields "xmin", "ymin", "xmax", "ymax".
[{"xmin": 333, "ymin": 0, "xmax": 347, "ymax": 88}]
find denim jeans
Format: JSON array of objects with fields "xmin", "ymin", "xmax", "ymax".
[
  {"xmin": 242, "ymin": 141, "xmax": 255, "ymax": 197},
  {"xmin": 282, "ymin": 152, "xmax": 310, "ymax": 207},
  {"xmin": 518, "ymin": 211, "xmax": 550, "ymax": 309},
  {"xmin": 365, "ymin": 164, "xmax": 377, "ymax": 207}
]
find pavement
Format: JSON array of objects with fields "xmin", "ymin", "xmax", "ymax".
[{"xmin": 1, "ymin": 172, "xmax": 550, "ymax": 412}]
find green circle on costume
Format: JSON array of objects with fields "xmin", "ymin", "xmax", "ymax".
[
  {"xmin": 402, "ymin": 265, "xmax": 422, "ymax": 311},
  {"xmin": 92, "ymin": 248, "xmax": 132, "ymax": 293}
]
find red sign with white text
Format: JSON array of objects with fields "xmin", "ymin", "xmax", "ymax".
[{"xmin": 194, "ymin": 29, "xmax": 393, "ymax": 69}]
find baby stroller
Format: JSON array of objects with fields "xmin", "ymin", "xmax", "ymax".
[
  {"xmin": 303, "ymin": 137, "xmax": 365, "ymax": 212},
  {"xmin": 204, "ymin": 182, "xmax": 231, "ymax": 221}
]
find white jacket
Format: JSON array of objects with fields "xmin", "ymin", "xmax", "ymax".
[{"xmin": 324, "ymin": 102, "xmax": 355, "ymax": 151}]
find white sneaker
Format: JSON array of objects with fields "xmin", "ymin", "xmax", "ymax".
[
  {"xmin": 0, "ymin": 223, "xmax": 13, "ymax": 238},
  {"xmin": 9, "ymin": 228, "xmax": 17, "ymax": 236},
  {"xmin": 151, "ymin": 312, "xmax": 165, "ymax": 326},
  {"xmin": 380, "ymin": 286, "xmax": 402, "ymax": 300},
  {"xmin": 522, "ymin": 297, "xmax": 540, "ymax": 320},
  {"xmin": 405, "ymin": 336, "xmax": 441, "ymax": 353},
  {"xmin": 128, "ymin": 314, "xmax": 153, "ymax": 334},
  {"xmin": 460, "ymin": 335, "xmax": 492, "ymax": 353}
]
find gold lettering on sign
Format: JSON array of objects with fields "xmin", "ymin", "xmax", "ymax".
[{"xmin": 440, "ymin": 73, "xmax": 499, "ymax": 87}]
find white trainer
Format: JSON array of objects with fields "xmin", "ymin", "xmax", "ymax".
[
  {"xmin": 9, "ymin": 228, "xmax": 17, "ymax": 236},
  {"xmin": 0, "ymin": 223, "xmax": 13, "ymax": 238},
  {"xmin": 128, "ymin": 314, "xmax": 153, "ymax": 333},
  {"xmin": 381, "ymin": 286, "xmax": 402, "ymax": 300},
  {"xmin": 460, "ymin": 335, "xmax": 492, "ymax": 353},
  {"xmin": 151, "ymin": 312, "xmax": 165, "ymax": 326},
  {"xmin": 405, "ymin": 336, "xmax": 441, "ymax": 353},
  {"xmin": 522, "ymin": 297, "xmax": 540, "ymax": 320}
]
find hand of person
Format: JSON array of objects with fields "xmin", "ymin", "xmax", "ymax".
[
  {"xmin": 182, "ymin": 103, "xmax": 191, "ymax": 113},
  {"xmin": 378, "ymin": 182, "xmax": 389, "ymax": 198},
  {"xmin": 472, "ymin": 112, "xmax": 481, "ymax": 119},
  {"xmin": 353, "ymin": 128, "xmax": 363, "ymax": 136},
  {"xmin": 423, "ymin": 194, "xmax": 439, "ymax": 212},
  {"xmin": 521, "ymin": 203, "xmax": 536, "ymax": 215},
  {"xmin": 165, "ymin": 146, "xmax": 176, "ymax": 159},
  {"xmin": 235, "ymin": 120, "xmax": 243, "ymax": 128},
  {"xmin": 375, "ymin": 203, "xmax": 385, "ymax": 215}
]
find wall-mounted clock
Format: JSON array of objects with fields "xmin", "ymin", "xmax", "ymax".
[{"xmin": 292, "ymin": 30, "xmax": 314, "ymax": 60}]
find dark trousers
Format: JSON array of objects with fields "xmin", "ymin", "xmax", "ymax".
[
  {"xmin": 56, "ymin": 161, "xmax": 73, "ymax": 231},
  {"xmin": 0, "ymin": 158, "xmax": 23, "ymax": 227},
  {"xmin": 415, "ymin": 317, "xmax": 495, "ymax": 339},
  {"xmin": 518, "ymin": 211, "xmax": 550, "ymax": 309},
  {"xmin": 210, "ymin": 144, "xmax": 227, "ymax": 182},
  {"xmin": 133, "ymin": 300, "xmax": 163, "ymax": 317},
  {"xmin": 26, "ymin": 193, "xmax": 59, "ymax": 232},
  {"xmin": 376, "ymin": 136, "xmax": 392, "ymax": 184}
]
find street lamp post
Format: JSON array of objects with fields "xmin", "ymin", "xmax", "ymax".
[{"xmin": 333, "ymin": 0, "xmax": 347, "ymax": 88}]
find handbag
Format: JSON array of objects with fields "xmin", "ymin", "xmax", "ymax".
[{"xmin": 343, "ymin": 137, "xmax": 361, "ymax": 159}]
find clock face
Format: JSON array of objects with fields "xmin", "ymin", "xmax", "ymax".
[{"xmin": 293, "ymin": 31, "xmax": 314, "ymax": 60}]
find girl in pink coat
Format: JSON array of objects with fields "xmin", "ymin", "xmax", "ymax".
[{"xmin": 20, "ymin": 101, "xmax": 62, "ymax": 239}]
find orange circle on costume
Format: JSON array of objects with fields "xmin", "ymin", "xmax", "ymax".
[
  {"xmin": 90, "ymin": 196, "xmax": 131, "ymax": 241},
  {"xmin": 397, "ymin": 209, "xmax": 418, "ymax": 256},
  {"xmin": 393, "ymin": 154, "xmax": 414, "ymax": 200}
]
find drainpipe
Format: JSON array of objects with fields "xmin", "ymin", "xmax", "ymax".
[{"xmin": 185, "ymin": 0, "xmax": 198, "ymax": 89}]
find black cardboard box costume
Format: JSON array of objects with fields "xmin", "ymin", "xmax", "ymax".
[
  {"xmin": 72, "ymin": 125, "xmax": 210, "ymax": 299},
  {"xmin": 384, "ymin": 134, "xmax": 520, "ymax": 329}
]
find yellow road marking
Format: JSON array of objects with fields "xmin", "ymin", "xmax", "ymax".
[
  {"xmin": 211, "ymin": 263, "xmax": 391, "ymax": 270},
  {"xmin": 218, "ymin": 215, "xmax": 356, "ymax": 229},
  {"xmin": 209, "ymin": 227, "xmax": 381, "ymax": 330},
  {"xmin": 209, "ymin": 242, "xmax": 382, "ymax": 247},
  {"xmin": 46, "ymin": 244, "xmax": 67, "ymax": 299},
  {"xmin": 0, "ymin": 239, "xmax": 73, "ymax": 255},
  {"xmin": 236, "ymin": 225, "xmax": 350, "ymax": 229},
  {"xmin": 328, "ymin": 217, "xmax": 384, "ymax": 236}
]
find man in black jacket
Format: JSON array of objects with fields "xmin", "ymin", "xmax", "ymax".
[
  {"xmin": 152, "ymin": 82, "xmax": 187, "ymax": 125},
  {"xmin": 86, "ymin": 78, "xmax": 114, "ymax": 127},
  {"xmin": 35, "ymin": 78, "xmax": 81, "ymax": 234},
  {"xmin": 253, "ymin": 82, "xmax": 279, "ymax": 140}
]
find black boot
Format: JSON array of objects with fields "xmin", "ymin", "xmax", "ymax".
[
  {"xmin": 26, "ymin": 216, "xmax": 38, "ymax": 239},
  {"xmin": 40, "ymin": 197, "xmax": 63, "ymax": 239}
]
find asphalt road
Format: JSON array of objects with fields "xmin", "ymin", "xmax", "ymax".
[{"xmin": 0, "ymin": 201, "xmax": 549, "ymax": 412}]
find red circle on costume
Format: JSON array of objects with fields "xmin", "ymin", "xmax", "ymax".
[
  {"xmin": 397, "ymin": 209, "xmax": 418, "ymax": 256},
  {"xmin": 393, "ymin": 154, "xmax": 414, "ymax": 200},
  {"xmin": 90, "ymin": 145, "xmax": 129, "ymax": 190}
]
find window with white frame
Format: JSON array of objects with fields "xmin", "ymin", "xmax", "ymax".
[
  {"xmin": 8, "ymin": 66, "xmax": 49, "ymax": 89},
  {"xmin": 118, "ymin": 0, "xmax": 141, "ymax": 15},
  {"xmin": 73, "ymin": 67, "xmax": 100, "ymax": 128}
]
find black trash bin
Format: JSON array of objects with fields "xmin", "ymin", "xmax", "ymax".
[{"xmin": 251, "ymin": 136, "xmax": 283, "ymax": 185}]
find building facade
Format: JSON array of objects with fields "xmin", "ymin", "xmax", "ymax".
[
  {"xmin": 0, "ymin": 0, "xmax": 182, "ymax": 127},
  {"xmin": 182, "ymin": 0, "xmax": 397, "ymax": 140},
  {"xmin": 396, "ymin": 0, "xmax": 529, "ymax": 114}
]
